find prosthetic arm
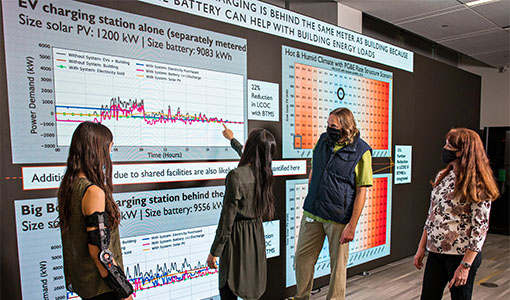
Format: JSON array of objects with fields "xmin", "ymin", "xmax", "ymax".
[{"xmin": 85, "ymin": 212, "xmax": 133, "ymax": 298}]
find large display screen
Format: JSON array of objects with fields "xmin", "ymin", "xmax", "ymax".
[
  {"xmin": 14, "ymin": 187, "xmax": 225, "ymax": 300},
  {"xmin": 14, "ymin": 187, "xmax": 280, "ymax": 300},
  {"xmin": 3, "ymin": 0, "xmax": 246, "ymax": 164}
]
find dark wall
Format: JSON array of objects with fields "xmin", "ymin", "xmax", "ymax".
[{"xmin": 0, "ymin": 1, "xmax": 481, "ymax": 299}]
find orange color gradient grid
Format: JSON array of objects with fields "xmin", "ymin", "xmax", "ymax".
[
  {"xmin": 351, "ymin": 177, "xmax": 388, "ymax": 251},
  {"xmin": 293, "ymin": 63, "xmax": 390, "ymax": 151}
]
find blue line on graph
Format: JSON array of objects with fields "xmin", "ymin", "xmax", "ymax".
[{"xmin": 56, "ymin": 105, "xmax": 110, "ymax": 111}]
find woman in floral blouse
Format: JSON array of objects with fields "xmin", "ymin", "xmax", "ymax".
[{"xmin": 414, "ymin": 128, "xmax": 500, "ymax": 300}]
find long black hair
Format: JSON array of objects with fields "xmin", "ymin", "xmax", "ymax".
[
  {"xmin": 238, "ymin": 128, "xmax": 277, "ymax": 220},
  {"xmin": 58, "ymin": 121, "xmax": 120, "ymax": 231}
]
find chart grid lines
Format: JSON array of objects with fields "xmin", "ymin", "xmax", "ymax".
[
  {"xmin": 53, "ymin": 48, "xmax": 244, "ymax": 148},
  {"xmin": 282, "ymin": 46, "xmax": 393, "ymax": 159}
]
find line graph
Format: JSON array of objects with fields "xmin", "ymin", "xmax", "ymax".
[
  {"xmin": 4, "ymin": 0, "xmax": 248, "ymax": 163},
  {"xmin": 121, "ymin": 226, "xmax": 219, "ymax": 299},
  {"xmin": 53, "ymin": 48, "xmax": 245, "ymax": 148},
  {"xmin": 56, "ymin": 99, "xmax": 243, "ymax": 126},
  {"xmin": 127, "ymin": 261, "xmax": 215, "ymax": 291},
  {"xmin": 127, "ymin": 259, "xmax": 217, "ymax": 298}
]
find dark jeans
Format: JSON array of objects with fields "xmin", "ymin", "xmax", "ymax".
[
  {"xmin": 83, "ymin": 292, "xmax": 121, "ymax": 300},
  {"xmin": 220, "ymin": 283, "xmax": 238, "ymax": 300},
  {"xmin": 421, "ymin": 251, "xmax": 482, "ymax": 300}
]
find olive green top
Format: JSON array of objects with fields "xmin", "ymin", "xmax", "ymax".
[
  {"xmin": 210, "ymin": 165, "xmax": 267, "ymax": 300},
  {"xmin": 61, "ymin": 177, "xmax": 124, "ymax": 298},
  {"xmin": 230, "ymin": 137, "xmax": 243, "ymax": 157}
]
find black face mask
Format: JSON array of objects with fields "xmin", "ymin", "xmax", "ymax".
[
  {"xmin": 326, "ymin": 127, "xmax": 343, "ymax": 144},
  {"xmin": 442, "ymin": 148, "xmax": 459, "ymax": 164}
]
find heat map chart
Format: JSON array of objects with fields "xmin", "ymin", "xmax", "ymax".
[
  {"xmin": 347, "ymin": 174, "xmax": 392, "ymax": 267},
  {"xmin": 285, "ymin": 174, "xmax": 392, "ymax": 287},
  {"xmin": 282, "ymin": 46, "xmax": 393, "ymax": 158},
  {"xmin": 53, "ymin": 48, "xmax": 244, "ymax": 158}
]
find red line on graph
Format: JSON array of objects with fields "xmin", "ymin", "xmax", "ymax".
[{"xmin": 56, "ymin": 98, "xmax": 244, "ymax": 126}]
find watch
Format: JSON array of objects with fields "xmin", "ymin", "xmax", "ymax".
[{"xmin": 461, "ymin": 261, "xmax": 472, "ymax": 268}]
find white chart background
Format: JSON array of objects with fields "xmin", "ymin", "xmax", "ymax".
[{"xmin": 53, "ymin": 48, "xmax": 244, "ymax": 148}]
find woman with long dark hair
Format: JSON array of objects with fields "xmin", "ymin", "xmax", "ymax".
[
  {"xmin": 414, "ymin": 128, "xmax": 500, "ymax": 300},
  {"xmin": 58, "ymin": 121, "xmax": 133, "ymax": 300},
  {"xmin": 207, "ymin": 128, "xmax": 277, "ymax": 300}
]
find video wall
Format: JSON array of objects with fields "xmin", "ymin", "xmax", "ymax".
[{"xmin": 1, "ymin": 0, "xmax": 413, "ymax": 299}]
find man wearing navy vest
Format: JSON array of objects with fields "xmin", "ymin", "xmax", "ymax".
[{"xmin": 295, "ymin": 108, "xmax": 373, "ymax": 300}]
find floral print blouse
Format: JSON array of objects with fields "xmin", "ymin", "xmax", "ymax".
[{"xmin": 424, "ymin": 170, "xmax": 491, "ymax": 255}]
